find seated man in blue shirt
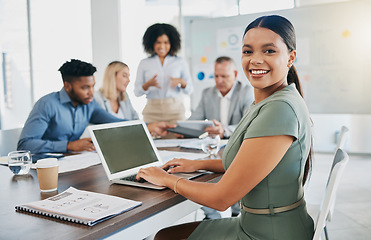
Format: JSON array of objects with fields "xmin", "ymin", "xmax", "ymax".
[{"xmin": 17, "ymin": 59, "xmax": 172, "ymax": 154}]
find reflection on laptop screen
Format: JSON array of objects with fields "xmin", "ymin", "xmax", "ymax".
[{"xmin": 92, "ymin": 124, "xmax": 159, "ymax": 174}]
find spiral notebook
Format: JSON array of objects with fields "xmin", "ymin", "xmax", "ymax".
[{"xmin": 15, "ymin": 187, "xmax": 141, "ymax": 226}]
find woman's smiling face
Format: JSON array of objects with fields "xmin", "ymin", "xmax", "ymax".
[
  {"xmin": 154, "ymin": 34, "xmax": 171, "ymax": 59},
  {"xmin": 241, "ymin": 27, "xmax": 296, "ymax": 91}
]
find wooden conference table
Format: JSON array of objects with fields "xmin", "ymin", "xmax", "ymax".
[{"xmin": 0, "ymin": 146, "xmax": 222, "ymax": 240}]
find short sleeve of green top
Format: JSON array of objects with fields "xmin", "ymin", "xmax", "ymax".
[{"xmin": 244, "ymin": 100, "xmax": 299, "ymax": 140}]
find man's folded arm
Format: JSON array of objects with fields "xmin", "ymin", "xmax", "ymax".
[{"xmin": 18, "ymin": 138, "xmax": 68, "ymax": 154}]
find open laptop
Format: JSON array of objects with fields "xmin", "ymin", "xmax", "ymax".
[{"xmin": 88, "ymin": 120, "xmax": 205, "ymax": 190}]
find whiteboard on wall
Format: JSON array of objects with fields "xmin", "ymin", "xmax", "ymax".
[{"xmin": 188, "ymin": 0, "xmax": 371, "ymax": 114}]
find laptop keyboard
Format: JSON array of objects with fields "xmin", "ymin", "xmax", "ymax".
[{"xmin": 121, "ymin": 174, "xmax": 147, "ymax": 183}]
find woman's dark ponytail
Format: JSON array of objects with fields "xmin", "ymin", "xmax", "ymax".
[
  {"xmin": 288, "ymin": 65, "xmax": 302, "ymax": 96},
  {"xmin": 288, "ymin": 65, "xmax": 312, "ymax": 185}
]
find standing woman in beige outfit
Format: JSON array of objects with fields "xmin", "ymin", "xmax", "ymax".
[{"xmin": 134, "ymin": 23, "xmax": 193, "ymax": 124}]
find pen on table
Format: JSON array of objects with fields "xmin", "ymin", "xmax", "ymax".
[{"xmin": 199, "ymin": 132, "xmax": 208, "ymax": 139}]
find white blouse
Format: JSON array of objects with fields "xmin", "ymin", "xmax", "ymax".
[{"xmin": 134, "ymin": 55, "xmax": 193, "ymax": 99}]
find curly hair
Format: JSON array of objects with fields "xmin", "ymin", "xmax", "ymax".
[
  {"xmin": 142, "ymin": 23, "xmax": 181, "ymax": 56},
  {"xmin": 58, "ymin": 59, "xmax": 97, "ymax": 82}
]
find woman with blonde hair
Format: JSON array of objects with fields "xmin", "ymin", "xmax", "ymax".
[{"xmin": 95, "ymin": 61, "xmax": 139, "ymax": 120}]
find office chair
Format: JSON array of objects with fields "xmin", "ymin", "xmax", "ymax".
[
  {"xmin": 335, "ymin": 126, "xmax": 349, "ymax": 150},
  {"xmin": 0, "ymin": 127, "xmax": 23, "ymax": 156},
  {"xmin": 312, "ymin": 148, "xmax": 349, "ymax": 240}
]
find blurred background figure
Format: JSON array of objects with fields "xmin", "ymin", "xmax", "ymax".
[
  {"xmin": 134, "ymin": 23, "xmax": 193, "ymax": 124},
  {"xmin": 189, "ymin": 56, "xmax": 254, "ymax": 139},
  {"xmin": 95, "ymin": 61, "xmax": 139, "ymax": 120}
]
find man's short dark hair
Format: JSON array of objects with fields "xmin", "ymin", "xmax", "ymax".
[{"xmin": 58, "ymin": 59, "xmax": 97, "ymax": 83}]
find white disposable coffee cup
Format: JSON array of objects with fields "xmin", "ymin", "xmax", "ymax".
[{"xmin": 35, "ymin": 158, "xmax": 59, "ymax": 192}]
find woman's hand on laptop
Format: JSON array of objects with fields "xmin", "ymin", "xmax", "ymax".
[
  {"xmin": 162, "ymin": 158, "xmax": 200, "ymax": 174},
  {"xmin": 136, "ymin": 166, "xmax": 173, "ymax": 187},
  {"xmin": 136, "ymin": 159, "xmax": 203, "ymax": 187}
]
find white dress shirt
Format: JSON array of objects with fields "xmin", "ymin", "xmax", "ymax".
[{"xmin": 218, "ymin": 81, "xmax": 237, "ymax": 137}]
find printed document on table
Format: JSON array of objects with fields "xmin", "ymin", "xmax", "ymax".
[
  {"xmin": 154, "ymin": 138, "xmax": 199, "ymax": 148},
  {"xmin": 155, "ymin": 138, "xmax": 228, "ymax": 150},
  {"xmin": 31, "ymin": 152, "xmax": 101, "ymax": 173},
  {"xmin": 158, "ymin": 150, "xmax": 209, "ymax": 163}
]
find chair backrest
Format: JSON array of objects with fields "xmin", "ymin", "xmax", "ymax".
[
  {"xmin": 336, "ymin": 126, "xmax": 349, "ymax": 150},
  {"xmin": 312, "ymin": 148, "xmax": 349, "ymax": 240},
  {"xmin": 0, "ymin": 127, "xmax": 23, "ymax": 156}
]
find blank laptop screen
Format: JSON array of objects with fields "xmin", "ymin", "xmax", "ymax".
[{"xmin": 92, "ymin": 124, "xmax": 159, "ymax": 174}]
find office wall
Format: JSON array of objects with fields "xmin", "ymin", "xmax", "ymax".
[
  {"xmin": 30, "ymin": 0, "xmax": 92, "ymax": 101},
  {"xmin": 311, "ymin": 114, "xmax": 371, "ymax": 154},
  {"xmin": 187, "ymin": 0, "xmax": 371, "ymax": 153},
  {"xmin": 0, "ymin": 0, "xmax": 32, "ymax": 129},
  {"xmin": 1, "ymin": 0, "xmax": 93, "ymax": 129},
  {"xmin": 91, "ymin": 0, "xmax": 122, "ymax": 88}
]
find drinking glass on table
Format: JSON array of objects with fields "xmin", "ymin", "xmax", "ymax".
[
  {"xmin": 8, "ymin": 150, "xmax": 32, "ymax": 175},
  {"xmin": 201, "ymin": 134, "xmax": 221, "ymax": 158}
]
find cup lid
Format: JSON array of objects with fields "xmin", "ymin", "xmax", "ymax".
[{"xmin": 35, "ymin": 158, "xmax": 59, "ymax": 168}]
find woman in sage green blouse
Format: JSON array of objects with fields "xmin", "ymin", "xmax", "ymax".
[{"xmin": 136, "ymin": 15, "xmax": 314, "ymax": 240}]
